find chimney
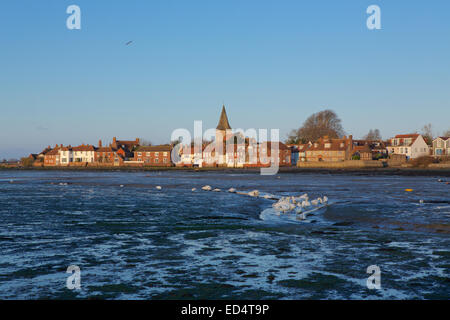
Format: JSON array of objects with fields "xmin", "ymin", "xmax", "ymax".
[
  {"xmin": 136, "ymin": 138, "xmax": 140, "ymax": 145},
  {"xmin": 98, "ymin": 139, "xmax": 102, "ymax": 147},
  {"xmin": 113, "ymin": 137, "xmax": 117, "ymax": 143}
]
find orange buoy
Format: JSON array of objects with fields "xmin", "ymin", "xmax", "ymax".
[{"xmin": 405, "ymin": 189, "xmax": 413, "ymax": 192}]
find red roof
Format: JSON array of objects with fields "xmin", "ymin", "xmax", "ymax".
[
  {"xmin": 96, "ymin": 146, "xmax": 117, "ymax": 152},
  {"xmin": 308, "ymin": 137, "xmax": 350, "ymax": 152},
  {"xmin": 72, "ymin": 145, "xmax": 95, "ymax": 151},
  {"xmin": 392, "ymin": 134, "xmax": 420, "ymax": 146},
  {"xmin": 135, "ymin": 145, "xmax": 172, "ymax": 152},
  {"xmin": 394, "ymin": 134, "xmax": 419, "ymax": 139},
  {"xmin": 46, "ymin": 149, "xmax": 60, "ymax": 155}
]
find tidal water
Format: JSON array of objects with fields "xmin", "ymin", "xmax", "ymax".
[{"xmin": 0, "ymin": 170, "xmax": 449, "ymax": 299}]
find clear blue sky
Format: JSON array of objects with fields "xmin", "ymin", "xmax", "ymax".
[{"xmin": 1, "ymin": 0, "xmax": 449, "ymax": 158}]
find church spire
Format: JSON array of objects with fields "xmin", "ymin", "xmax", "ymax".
[{"xmin": 216, "ymin": 105, "xmax": 231, "ymax": 130}]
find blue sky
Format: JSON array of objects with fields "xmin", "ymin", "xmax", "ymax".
[{"xmin": 0, "ymin": 0, "xmax": 449, "ymax": 158}]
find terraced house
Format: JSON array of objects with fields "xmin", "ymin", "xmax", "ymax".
[
  {"xmin": 94, "ymin": 140, "xmax": 127, "ymax": 166},
  {"xmin": 134, "ymin": 145, "xmax": 172, "ymax": 166},
  {"xmin": 72, "ymin": 144, "xmax": 95, "ymax": 163},
  {"xmin": 44, "ymin": 147, "xmax": 60, "ymax": 166},
  {"xmin": 59, "ymin": 145, "xmax": 73, "ymax": 166}
]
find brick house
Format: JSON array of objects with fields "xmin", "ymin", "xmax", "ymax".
[
  {"xmin": 134, "ymin": 145, "xmax": 172, "ymax": 166},
  {"xmin": 352, "ymin": 145, "xmax": 372, "ymax": 160},
  {"xmin": 44, "ymin": 147, "xmax": 60, "ymax": 166},
  {"xmin": 94, "ymin": 140, "xmax": 126, "ymax": 166},
  {"xmin": 351, "ymin": 140, "xmax": 388, "ymax": 160},
  {"xmin": 297, "ymin": 143, "xmax": 312, "ymax": 163},
  {"xmin": 243, "ymin": 141, "xmax": 291, "ymax": 167},
  {"xmin": 305, "ymin": 136, "xmax": 353, "ymax": 162}
]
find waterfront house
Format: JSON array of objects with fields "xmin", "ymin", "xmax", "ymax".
[
  {"xmin": 305, "ymin": 136, "xmax": 353, "ymax": 162},
  {"xmin": 112, "ymin": 137, "xmax": 140, "ymax": 151},
  {"xmin": 263, "ymin": 141, "xmax": 291, "ymax": 166},
  {"xmin": 94, "ymin": 140, "xmax": 126, "ymax": 166},
  {"xmin": 387, "ymin": 134, "xmax": 429, "ymax": 160},
  {"xmin": 178, "ymin": 145, "xmax": 195, "ymax": 167},
  {"xmin": 58, "ymin": 145, "xmax": 73, "ymax": 166},
  {"xmin": 432, "ymin": 137, "xmax": 450, "ymax": 157},
  {"xmin": 134, "ymin": 145, "xmax": 172, "ymax": 166},
  {"xmin": 243, "ymin": 141, "xmax": 291, "ymax": 167},
  {"xmin": 352, "ymin": 139, "xmax": 388, "ymax": 160},
  {"xmin": 352, "ymin": 145, "xmax": 372, "ymax": 160},
  {"xmin": 297, "ymin": 143, "xmax": 312, "ymax": 162},
  {"xmin": 44, "ymin": 146, "xmax": 60, "ymax": 166},
  {"xmin": 72, "ymin": 144, "xmax": 95, "ymax": 163}
]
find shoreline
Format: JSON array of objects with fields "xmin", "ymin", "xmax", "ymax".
[{"xmin": 1, "ymin": 166, "xmax": 450, "ymax": 177}]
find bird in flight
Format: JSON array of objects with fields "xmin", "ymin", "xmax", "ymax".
[{"xmin": 125, "ymin": 41, "xmax": 133, "ymax": 46}]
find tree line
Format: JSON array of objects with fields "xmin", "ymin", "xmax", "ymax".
[{"xmin": 285, "ymin": 109, "xmax": 449, "ymax": 144}]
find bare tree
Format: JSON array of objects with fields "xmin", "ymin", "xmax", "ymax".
[
  {"xmin": 443, "ymin": 129, "xmax": 450, "ymax": 137},
  {"xmin": 421, "ymin": 124, "xmax": 433, "ymax": 144},
  {"xmin": 285, "ymin": 129, "xmax": 301, "ymax": 144},
  {"xmin": 292, "ymin": 110, "xmax": 345, "ymax": 143},
  {"xmin": 364, "ymin": 129, "xmax": 382, "ymax": 140}
]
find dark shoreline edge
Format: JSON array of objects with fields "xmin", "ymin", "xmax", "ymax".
[{"xmin": 1, "ymin": 166, "xmax": 450, "ymax": 177}]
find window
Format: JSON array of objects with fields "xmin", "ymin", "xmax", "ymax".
[
  {"xmin": 138, "ymin": 152, "xmax": 142, "ymax": 156},
  {"xmin": 146, "ymin": 152, "xmax": 150, "ymax": 156},
  {"xmin": 154, "ymin": 158, "xmax": 159, "ymax": 163},
  {"xmin": 155, "ymin": 152, "xmax": 159, "ymax": 156}
]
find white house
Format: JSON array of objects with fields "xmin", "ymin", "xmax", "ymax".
[
  {"xmin": 58, "ymin": 146, "xmax": 73, "ymax": 166},
  {"xmin": 178, "ymin": 145, "xmax": 195, "ymax": 167},
  {"xmin": 432, "ymin": 137, "xmax": 450, "ymax": 157},
  {"xmin": 72, "ymin": 145, "xmax": 95, "ymax": 163},
  {"xmin": 388, "ymin": 134, "xmax": 429, "ymax": 159}
]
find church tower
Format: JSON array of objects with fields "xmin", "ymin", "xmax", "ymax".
[
  {"xmin": 215, "ymin": 105, "xmax": 232, "ymax": 165},
  {"xmin": 216, "ymin": 104, "xmax": 232, "ymax": 140}
]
